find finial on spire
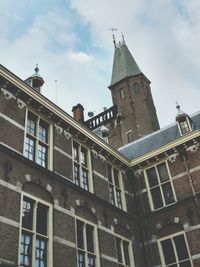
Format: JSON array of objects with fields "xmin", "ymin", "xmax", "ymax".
[
  {"xmin": 121, "ymin": 32, "xmax": 125, "ymax": 44},
  {"xmin": 108, "ymin": 27, "xmax": 118, "ymax": 48},
  {"xmin": 176, "ymin": 101, "xmax": 180, "ymax": 111},
  {"xmin": 35, "ymin": 64, "xmax": 39, "ymax": 74}
]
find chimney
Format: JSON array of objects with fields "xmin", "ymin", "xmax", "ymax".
[{"xmin": 72, "ymin": 104, "xmax": 84, "ymax": 123}]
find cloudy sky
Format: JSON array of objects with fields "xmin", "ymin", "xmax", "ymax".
[{"xmin": 1, "ymin": 0, "xmax": 200, "ymax": 127}]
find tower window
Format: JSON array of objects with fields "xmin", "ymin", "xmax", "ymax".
[
  {"xmin": 126, "ymin": 131, "xmax": 133, "ymax": 143},
  {"xmin": 133, "ymin": 82, "xmax": 140, "ymax": 94},
  {"xmin": 73, "ymin": 141, "xmax": 91, "ymax": 191},
  {"xmin": 25, "ymin": 111, "xmax": 52, "ymax": 168},
  {"xmin": 158, "ymin": 232, "xmax": 192, "ymax": 267},
  {"xmin": 145, "ymin": 161, "xmax": 176, "ymax": 210},
  {"xmin": 120, "ymin": 88, "xmax": 125, "ymax": 99}
]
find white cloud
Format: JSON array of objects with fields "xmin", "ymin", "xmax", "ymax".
[
  {"xmin": 67, "ymin": 50, "xmax": 93, "ymax": 62},
  {"xmin": 1, "ymin": 0, "xmax": 200, "ymax": 127}
]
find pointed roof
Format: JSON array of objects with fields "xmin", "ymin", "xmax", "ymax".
[{"xmin": 110, "ymin": 43, "xmax": 142, "ymax": 87}]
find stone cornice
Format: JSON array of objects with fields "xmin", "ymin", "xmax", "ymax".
[
  {"xmin": 0, "ymin": 65, "xmax": 128, "ymax": 166},
  {"xmin": 1, "ymin": 64, "xmax": 200, "ymax": 169}
]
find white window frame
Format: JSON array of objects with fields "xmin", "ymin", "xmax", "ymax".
[
  {"xmin": 72, "ymin": 140, "xmax": 93, "ymax": 193},
  {"xmin": 18, "ymin": 192, "xmax": 53, "ymax": 267},
  {"xmin": 158, "ymin": 231, "xmax": 193, "ymax": 267},
  {"xmin": 107, "ymin": 164, "xmax": 127, "ymax": 211},
  {"xmin": 24, "ymin": 109, "xmax": 53, "ymax": 170},
  {"xmin": 114, "ymin": 234, "xmax": 135, "ymax": 267},
  {"xmin": 144, "ymin": 160, "xmax": 176, "ymax": 211},
  {"xmin": 75, "ymin": 217, "xmax": 100, "ymax": 267}
]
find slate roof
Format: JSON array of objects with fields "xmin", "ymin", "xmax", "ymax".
[
  {"xmin": 118, "ymin": 111, "xmax": 200, "ymax": 160},
  {"xmin": 110, "ymin": 43, "xmax": 142, "ymax": 87}
]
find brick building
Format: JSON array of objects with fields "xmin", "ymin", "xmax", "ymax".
[{"xmin": 0, "ymin": 37, "xmax": 200, "ymax": 267}]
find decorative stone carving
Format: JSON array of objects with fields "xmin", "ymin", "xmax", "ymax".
[
  {"xmin": 17, "ymin": 98, "xmax": 26, "ymax": 109},
  {"xmin": 63, "ymin": 130, "xmax": 72, "ymax": 140},
  {"xmin": 134, "ymin": 169, "xmax": 143, "ymax": 177},
  {"xmin": 46, "ymin": 184, "xmax": 52, "ymax": 192},
  {"xmin": 25, "ymin": 174, "xmax": 31, "ymax": 181},
  {"xmin": 168, "ymin": 154, "xmax": 178, "ymax": 163},
  {"xmin": 187, "ymin": 143, "xmax": 199, "ymax": 153},
  {"xmin": 1, "ymin": 88, "xmax": 16, "ymax": 100},
  {"xmin": 54, "ymin": 124, "xmax": 63, "ymax": 135}
]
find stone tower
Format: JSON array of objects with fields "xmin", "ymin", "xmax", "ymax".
[{"xmin": 107, "ymin": 39, "xmax": 160, "ymax": 149}]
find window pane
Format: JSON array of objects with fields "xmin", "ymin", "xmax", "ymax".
[
  {"xmin": 77, "ymin": 220, "xmax": 84, "ymax": 249},
  {"xmin": 74, "ymin": 163, "xmax": 80, "ymax": 186},
  {"xmin": 113, "ymin": 169, "xmax": 119, "ymax": 187},
  {"xmin": 82, "ymin": 168, "xmax": 89, "ymax": 191},
  {"xmin": 37, "ymin": 203, "xmax": 48, "ymax": 236},
  {"xmin": 162, "ymin": 182, "xmax": 175, "ymax": 205},
  {"xmin": 22, "ymin": 197, "xmax": 34, "ymax": 230},
  {"xmin": 161, "ymin": 239, "xmax": 176, "ymax": 265},
  {"xmin": 107, "ymin": 164, "xmax": 112, "ymax": 183},
  {"xmin": 86, "ymin": 225, "xmax": 94, "ymax": 253},
  {"xmin": 39, "ymin": 121, "xmax": 48, "ymax": 143},
  {"xmin": 20, "ymin": 233, "xmax": 32, "ymax": 266},
  {"xmin": 88, "ymin": 254, "xmax": 95, "ymax": 267},
  {"xmin": 27, "ymin": 114, "xmax": 36, "ymax": 136},
  {"xmin": 116, "ymin": 237, "xmax": 122, "ymax": 263},
  {"xmin": 35, "ymin": 238, "xmax": 47, "ymax": 267},
  {"xmin": 109, "ymin": 185, "xmax": 115, "ymax": 205},
  {"xmin": 37, "ymin": 144, "xmax": 47, "ymax": 167},
  {"xmin": 146, "ymin": 167, "xmax": 158, "ymax": 187},
  {"xmin": 180, "ymin": 260, "xmax": 192, "ymax": 267},
  {"xmin": 151, "ymin": 187, "xmax": 163, "ymax": 209},
  {"xmin": 78, "ymin": 251, "xmax": 85, "ymax": 267},
  {"xmin": 157, "ymin": 163, "xmax": 169, "ymax": 183},
  {"xmin": 73, "ymin": 142, "xmax": 79, "ymax": 162},
  {"xmin": 25, "ymin": 137, "xmax": 35, "ymax": 161},
  {"xmin": 123, "ymin": 240, "xmax": 130, "ymax": 265},
  {"xmin": 81, "ymin": 147, "xmax": 87, "ymax": 167},
  {"xmin": 174, "ymin": 235, "xmax": 189, "ymax": 261},
  {"xmin": 116, "ymin": 189, "xmax": 122, "ymax": 209}
]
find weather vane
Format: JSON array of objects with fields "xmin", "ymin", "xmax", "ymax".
[{"xmin": 108, "ymin": 27, "xmax": 118, "ymax": 48}]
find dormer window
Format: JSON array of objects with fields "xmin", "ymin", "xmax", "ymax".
[
  {"xmin": 179, "ymin": 118, "xmax": 191, "ymax": 134},
  {"xmin": 175, "ymin": 104, "xmax": 192, "ymax": 135}
]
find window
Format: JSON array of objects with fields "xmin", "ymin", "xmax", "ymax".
[
  {"xmin": 73, "ymin": 141, "xmax": 91, "ymax": 191},
  {"xmin": 178, "ymin": 117, "xmax": 191, "ymax": 135},
  {"xmin": 158, "ymin": 232, "xmax": 193, "ymax": 267},
  {"xmin": 145, "ymin": 162, "xmax": 176, "ymax": 210},
  {"xmin": 120, "ymin": 88, "xmax": 125, "ymax": 99},
  {"xmin": 76, "ymin": 219, "xmax": 98, "ymax": 267},
  {"xmin": 133, "ymin": 82, "xmax": 140, "ymax": 94},
  {"xmin": 25, "ymin": 111, "xmax": 51, "ymax": 168},
  {"xmin": 115, "ymin": 237, "xmax": 134, "ymax": 267},
  {"xmin": 107, "ymin": 164, "xmax": 124, "ymax": 209},
  {"xmin": 126, "ymin": 131, "xmax": 133, "ymax": 143},
  {"xmin": 20, "ymin": 195, "xmax": 52, "ymax": 267}
]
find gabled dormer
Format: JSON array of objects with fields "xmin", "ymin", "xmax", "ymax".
[{"xmin": 176, "ymin": 103, "xmax": 193, "ymax": 135}]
